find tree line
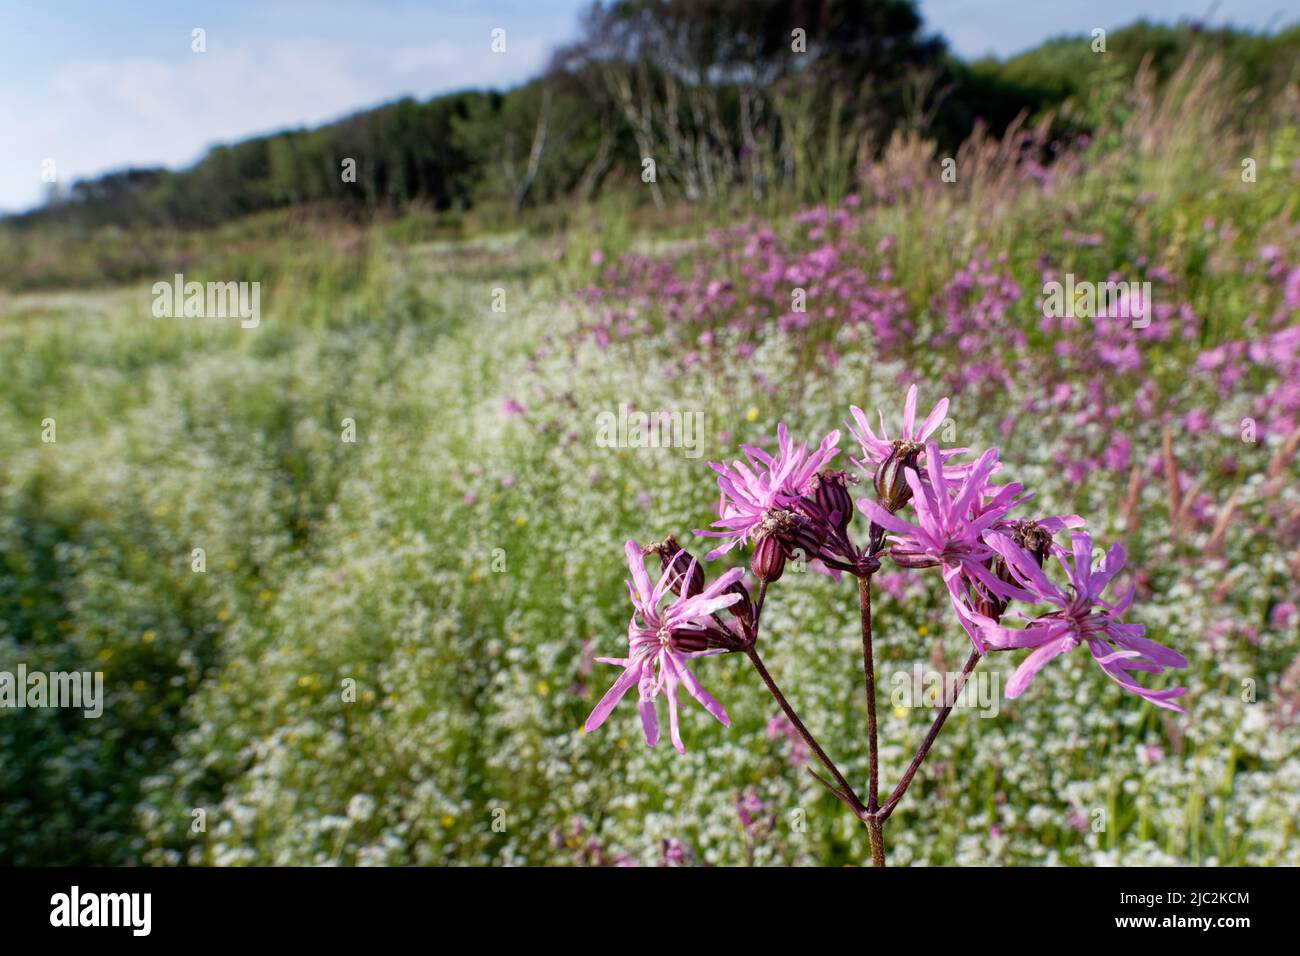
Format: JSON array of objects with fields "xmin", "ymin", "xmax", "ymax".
[{"xmin": 12, "ymin": 2, "xmax": 1299, "ymax": 231}]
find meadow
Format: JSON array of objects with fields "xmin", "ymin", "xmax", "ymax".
[{"xmin": 1, "ymin": 57, "xmax": 1298, "ymax": 866}]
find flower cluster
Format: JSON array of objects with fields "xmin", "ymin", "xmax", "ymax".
[{"xmin": 587, "ymin": 383, "xmax": 1187, "ymax": 786}]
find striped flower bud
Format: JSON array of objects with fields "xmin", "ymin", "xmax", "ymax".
[
  {"xmin": 874, "ymin": 440, "xmax": 923, "ymax": 513},
  {"xmin": 722, "ymin": 578, "xmax": 754, "ymax": 627},
  {"xmin": 809, "ymin": 469, "xmax": 854, "ymax": 535},
  {"xmin": 752, "ymin": 534, "xmax": 787, "ymax": 583}
]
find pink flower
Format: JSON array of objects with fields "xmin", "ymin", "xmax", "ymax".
[
  {"xmin": 660, "ymin": 838, "xmax": 690, "ymax": 866},
  {"xmin": 1284, "ymin": 266, "xmax": 1300, "ymax": 311},
  {"xmin": 858, "ymin": 445, "xmax": 1018, "ymax": 648},
  {"xmin": 1140, "ymin": 744, "xmax": 1165, "ymax": 764},
  {"xmin": 766, "ymin": 712, "xmax": 809, "ymax": 767},
  {"xmin": 981, "ymin": 532, "xmax": 1188, "ymax": 712},
  {"xmin": 1271, "ymin": 602, "xmax": 1297, "ymax": 629},
  {"xmin": 695, "ymin": 424, "xmax": 839, "ymax": 559},
  {"xmin": 736, "ymin": 788, "xmax": 769, "ymax": 829},
  {"xmin": 585, "ymin": 541, "xmax": 745, "ymax": 753},
  {"xmin": 847, "ymin": 384, "xmax": 964, "ymax": 474}
]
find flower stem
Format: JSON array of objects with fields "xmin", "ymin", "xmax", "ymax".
[
  {"xmin": 856, "ymin": 573, "xmax": 885, "ymax": 866},
  {"xmin": 744, "ymin": 647, "xmax": 866, "ymax": 817},
  {"xmin": 878, "ymin": 648, "xmax": 981, "ymax": 822}
]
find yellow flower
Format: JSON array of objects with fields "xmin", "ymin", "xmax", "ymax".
[
  {"xmin": 514, "ymin": 516, "xmax": 526, "ymax": 528},
  {"xmin": 893, "ymin": 705, "xmax": 908, "ymax": 719},
  {"xmin": 535, "ymin": 681, "xmax": 550, "ymax": 695},
  {"xmin": 141, "ymin": 630, "xmax": 157, "ymax": 644},
  {"xmin": 746, "ymin": 406, "xmax": 759, "ymax": 422},
  {"xmin": 918, "ymin": 625, "xmax": 929, "ymax": 637},
  {"xmin": 441, "ymin": 815, "xmax": 455, "ymax": 828}
]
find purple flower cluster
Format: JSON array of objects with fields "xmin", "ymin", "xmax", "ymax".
[{"xmin": 586, "ymin": 384, "xmax": 1187, "ymax": 760}]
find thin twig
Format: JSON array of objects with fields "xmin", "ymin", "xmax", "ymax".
[
  {"xmin": 805, "ymin": 766, "xmax": 856, "ymax": 811},
  {"xmin": 745, "ymin": 647, "xmax": 866, "ymax": 816}
]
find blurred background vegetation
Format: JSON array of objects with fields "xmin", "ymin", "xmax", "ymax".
[{"xmin": 2, "ymin": 2, "xmax": 1297, "ymax": 292}]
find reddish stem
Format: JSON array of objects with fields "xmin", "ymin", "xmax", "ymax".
[{"xmin": 857, "ymin": 573, "xmax": 886, "ymax": 866}]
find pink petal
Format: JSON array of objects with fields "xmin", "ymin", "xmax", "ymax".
[
  {"xmin": 586, "ymin": 660, "xmax": 644, "ymax": 732},
  {"xmin": 669, "ymin": 654, "xmax": 729, "ymax": 726},
  {"xmin": 917, "ymin": 396, "xmax": 949, "ymax": 442},
  {"xmin": 639, "ymin": 697, "xmax": 660, "ymax": 747},
  {"xmin": 663, "ymin": 668, "xmax": 685, "ymax": 753},
  {"xmin": 1006, "ymin": 635, "xmax": 1076, "ymax": 698},
  {"xmin": 857, "ymin": 497, "xmax": 917, "ymax": 535},
  {"xmin": 902, "ymin": 384, "xmax": 918, "ymax": 437},
  {"xmin": 625, "ymin": 540, "xmax": 653, "ymax": 607},
  {"xmin": 1116, "ymin": 632, "xmax": 1188, "ymax": 668}
]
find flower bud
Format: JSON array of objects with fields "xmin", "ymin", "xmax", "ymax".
[
  {"xmin": 670, "ymin": 624, "xmax": 746, "ymax": 654},
  {"xmin": 809, "ymin": 469, "xmax": 854, "ymax": 534},
  {"xmin": 889, "ymin": 541, "xmax": 939, "ymax": 569},
  {"xmin": 983, "ymin": 522, "xmax": 1055, "ymax": 620},
  {"xmin": 874, "ymin": 440, "xmax": 922, "ymax": 512},
  {"xmin": 645, "ymin": 536, "xmax": 704, "ymax": 597},
  {"xmin": 751, "ymin": 534, "xmax": 787, "ymax": 583},
  {"xmin": 760, "ymin": 507, "xmax": 824, "ymax": 559},
  {"xmin": 972, "ymin": 581, "xmax": 1007, "ymax": 620},
  {"xmin": 723, "ymin": 578, "xmax": 753, "ymax": 625}
]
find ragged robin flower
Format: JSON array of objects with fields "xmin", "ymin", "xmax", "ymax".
[
  {"xmin": 585, "ymin": 540, "xmax": 748, "ymax": 753},
  {"xmin": 980, "ymin": 531, "xmax": 1188, "ymax": 712},
  {"xmin": 695, "ymin": 423, "xmax": 839, "ymax": 559}
]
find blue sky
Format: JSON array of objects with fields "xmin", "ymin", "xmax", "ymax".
[{"xmin": 2, "ymin": 0, "xmax": 1294, "ymax": 212}]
